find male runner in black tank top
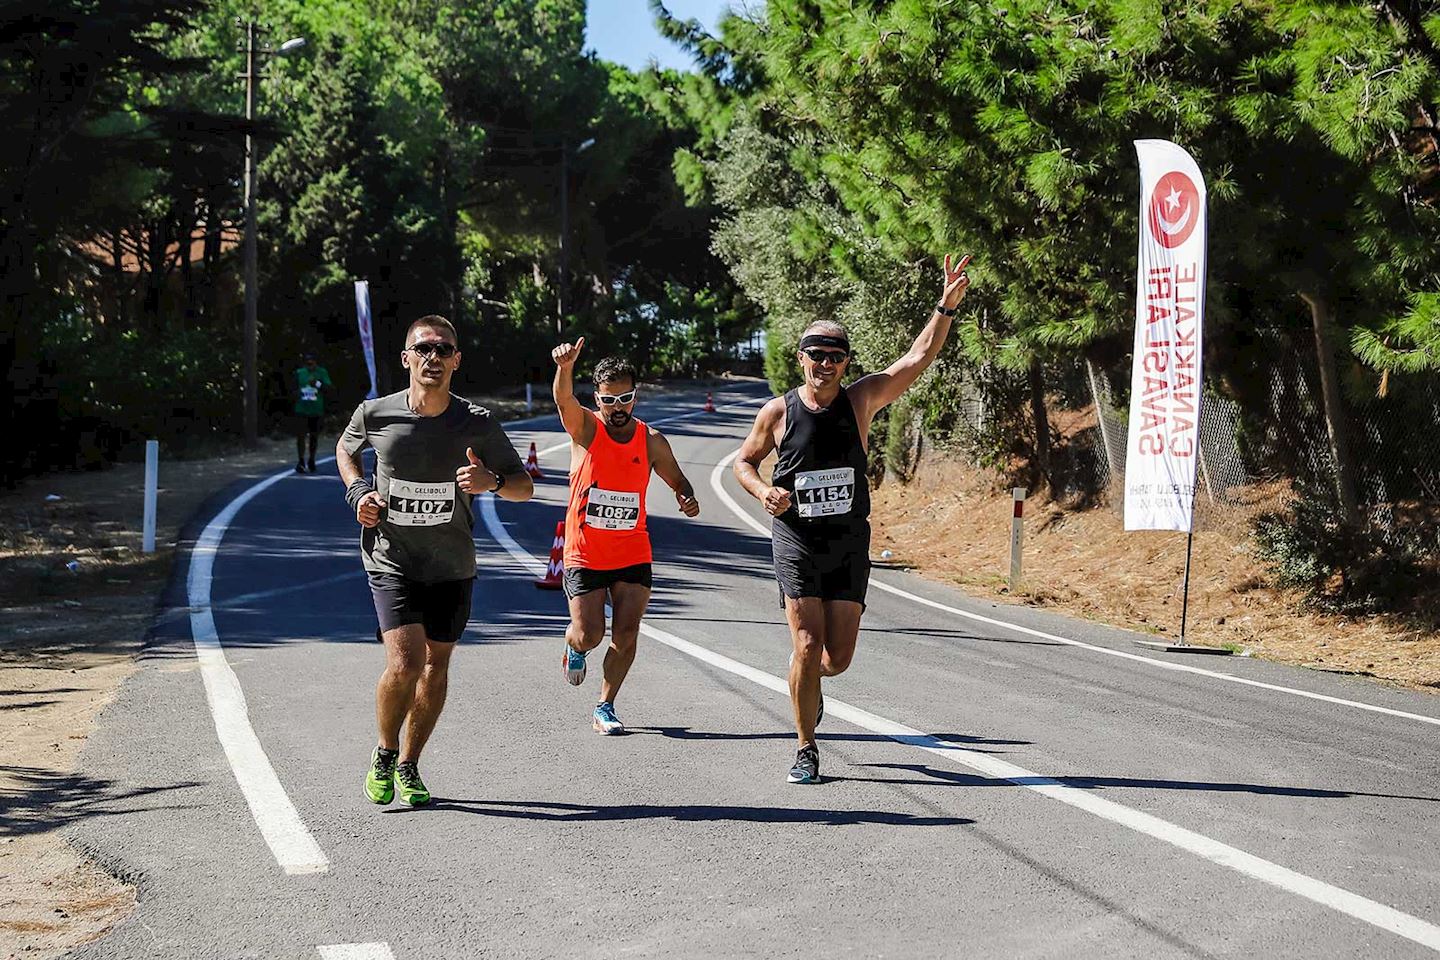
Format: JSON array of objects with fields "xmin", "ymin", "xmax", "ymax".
[{"xmin": 734, "ymin": 255, "xmax": 972, "ymax": 784}]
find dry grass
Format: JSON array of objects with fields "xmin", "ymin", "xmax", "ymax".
[{"xmin": 869, "ymin": 457, "xmax": 1440, "ymax": 691}]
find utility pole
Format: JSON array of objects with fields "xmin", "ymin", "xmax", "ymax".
[
  {"xmin": 555, "ymin": 137, "xmax": 594, "ymax": 335},
  {"xmin": 242, "ymin": 20, "xmax": 259, "ymax": 445},
  {"xmin": 557, "ymin": 138, "xmax": 568, "ymax": 334}
]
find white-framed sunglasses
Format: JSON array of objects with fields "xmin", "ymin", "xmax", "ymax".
[{"xmin": 596, "ymin": 389, "xmax": 637, "ymax": 406}]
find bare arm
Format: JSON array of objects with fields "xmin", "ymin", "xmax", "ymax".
[
  {"xmin": 494, "ymin": 468, "xmax": 534, "ymax": 502},
  {"xmin": 733, "ymin": 397, "xmax": 793, "ymax": 517},
  {"xmin": 551, "ymin": 337, "xmax": 595, "ymax": 446},
  {"xmin": 648, "ymin": 429, "xmax": 699, "ymax": 517},
  {"xmin": 335, "ymin": 436, "xmax": 382, "ymax": 528},
  {"xmin": 850, "ymin": 254, "xmax": 972, "ymax": 423},
  {"xmin": 336, "ymin": 438, "xmax": 364, "ymax": 487}
]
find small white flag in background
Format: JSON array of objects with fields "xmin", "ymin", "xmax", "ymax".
[
  {"xmin": 1124, "ymin": 140, "xmax": 1208, "ymax": 532},
  {"xmin": 355, "ymin": 280, "xmax": 378, "ymax": 400}
]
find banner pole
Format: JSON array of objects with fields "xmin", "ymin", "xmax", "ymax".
[{"xmin": 1178, "ymin": 525, "xmax": 1195, "ymax": 645}]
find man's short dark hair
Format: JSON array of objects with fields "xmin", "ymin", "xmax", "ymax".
[
  {"xmin": 405, "ymin": 315, "xmax": 458, "ymax": 346},
  {"xmin": 592, "ymin": 356, "xmax": 637, "ymax": 388}
]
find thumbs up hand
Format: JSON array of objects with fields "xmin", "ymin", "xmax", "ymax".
[
  {"xmin": 456, "ymin": 446, "xmax": 498, "ymax": 494},
  {"xmin": 552, "ymin": 337, "xmax": 585, "ymax": 368}
]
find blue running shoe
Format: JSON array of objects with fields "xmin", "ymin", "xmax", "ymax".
[
  {"xmin": 564, "ymin": 642, "xmax": 588, "ymax": 685},
  {"xmin": 592, "ymin": 701, "xmax": 624, "ymax": 735}
]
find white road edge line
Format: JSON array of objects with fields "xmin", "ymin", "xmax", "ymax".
[
  {"xmin": 317, "ymin": 944, "xmax": 395, "ymax": 960},
  {"xmin": 478, "ymin": 491, "xmax": 1440, "ymax": 953},
  {"xmin": 707, "ymin": 449, "xmax": 1440, "ymax": 729},
  {"xmin": 188, "ymin": 461, "xmax": 332, "ymax": 875}
]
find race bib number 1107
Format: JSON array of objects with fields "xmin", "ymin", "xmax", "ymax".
[
  {"xmin": 794, "ymin": 467, "xmax": 855, "ymax": 518},
  {"xmin": 387, "ymin": 478, "xmax": 455, "ymax": 527}
]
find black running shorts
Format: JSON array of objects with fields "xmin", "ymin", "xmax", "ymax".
[
  {"xmin": 771, "ymin": 520, "xmax": 870, "ymax": 608},
  {"xmin": 562, "ymin": 563, "xmax": 653, "ymax": 600},
  {"xmin": 368, "ymin": 572, "xmax": 474, "ymax": 643}
]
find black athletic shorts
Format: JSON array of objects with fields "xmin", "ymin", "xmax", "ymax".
[
  {"xmin": 562, "ymin": 563, "xmax": 653, "ymax": 600},
  {"xmin": 368, "ymin": 572, "xmax": 474, "ymax": 643},
  {"xmin": 772, "ymin": 520, "xmax": 870, "ymax": 608}
]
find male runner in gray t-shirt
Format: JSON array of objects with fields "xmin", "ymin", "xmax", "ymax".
[{"xmin": 337, "ymin": 314, "xmax": 533, "ymax": 806}]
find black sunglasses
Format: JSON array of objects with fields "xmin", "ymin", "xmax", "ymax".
[
  {"xmin": 802, "ymin": 347, "xmax": 849, "ymax": 365},
  {"xmin": 596, "ymin": 390, "xmax": 637, "ymax": 405},
  {"xmin": 408, "ymin": 341, "xmax": 457, "ymax": 358}
]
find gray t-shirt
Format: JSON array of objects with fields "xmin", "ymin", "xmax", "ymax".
[{"xmin": 340, "ymin": 391, "xmax": 525, "ymax": 583}]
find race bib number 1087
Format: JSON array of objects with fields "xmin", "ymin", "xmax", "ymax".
[
  {"xmin": 794, "ymin": 467, "xmax": 855, "ymax": 518},
  {"xmin": 387, "ymin": 478, "xmax": 455, "ymax": 527},
  {"xmin": 585, "ymin": 487, "xmax": 641, "ymax": 530}
]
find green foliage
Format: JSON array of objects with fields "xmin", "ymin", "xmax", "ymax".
[
  {"xmin": 1253, "ymin": 481, "xmax": 1427, "ymax": 615},
  {"xmin": 3, "ymin": 0, "xmax": 761, "ymax": 477}
]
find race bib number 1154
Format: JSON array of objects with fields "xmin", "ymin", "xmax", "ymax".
[{"xmin": 794, "ymin": 467, "xmax": 855, "ymax": 518}]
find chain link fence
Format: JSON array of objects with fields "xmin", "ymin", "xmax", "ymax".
[
  {"xmin": 1081, "ymin": 331, "xmax": 1440, "ymax": 546},
  {"xmin": 935, "ymin": 328, "xmax": 1439, "ymax": 552}
]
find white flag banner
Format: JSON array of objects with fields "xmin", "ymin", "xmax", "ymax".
[
  {"xmin": 1124, "ymin": 140, "xmax": 1207, "ymax": 532},
  {"xmin": 354, "ymin": 280, "xmax": 378, "ymax": 400}
]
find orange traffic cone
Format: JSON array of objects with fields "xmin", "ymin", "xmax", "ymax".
[
  {"xmin": 524, "ymin": 442, "xmax": 545, "ymax": 479},
  {"xmin": 534, "ymin": 520, "xmax": 565, "ymax": 590},
  {"xmin": 703, "ymin": 392, "xmax": 716, "ymax": 413}
]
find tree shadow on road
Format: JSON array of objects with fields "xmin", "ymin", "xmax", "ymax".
[
  {"xmin": 389, "ymin": 798, "xmax": 973, "ymax": 826},
  {"xmin": 0, "ymin": 765, "xmax": 201, "ymax": 837},
  {"xmin": 626, "ymin": 726, "xmax": 1030, "ymax": 752},
  {"xmin": 644, "ymin": 617, "xmax": 1063, "ymax": 647},
  {"xmin": 846, "ymin": 762, "xmax": 1440, "ymax": 803}
]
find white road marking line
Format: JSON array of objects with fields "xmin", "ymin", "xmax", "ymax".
[
  {"xmin": 479, "ymin": 489, "xmax": 1440, "ymax": 953},
  {"xmin": 188, "ymin": 461, "xmax": 332, "ymax": 875},
  {"xmin": 317, "ymin": 944, "xmax": 395, "ymax": 960},
  {"xmin": 708, "ymin": 449, "xmax": 1440, "ymax": 729}
]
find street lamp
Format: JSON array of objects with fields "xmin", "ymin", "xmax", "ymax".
[
  {"xmin": 556, "ymin": 136, "xmax": 596, "ymax": 333},
  {"xmin": 241, "ymin": 23, "xmax": 306, "ymax": 446}
]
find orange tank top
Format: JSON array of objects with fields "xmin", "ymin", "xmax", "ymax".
[{"xmin": 563, "ymin": 413, "xmax": 652, "ymax": 570}]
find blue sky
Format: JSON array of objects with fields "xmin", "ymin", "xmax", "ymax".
[{"xmin": 586, "ymin": 0, "xmax": 739, "ymax": 72}]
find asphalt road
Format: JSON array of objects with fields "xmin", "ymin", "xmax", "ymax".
[{"xmin": 64, "ymin": 384, "xmax": 1440, "ymax": 959}]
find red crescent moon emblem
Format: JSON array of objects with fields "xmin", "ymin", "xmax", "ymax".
[{"xmin": 1148, "ymin": 171, "xmax": 1201, "ymax": 249}]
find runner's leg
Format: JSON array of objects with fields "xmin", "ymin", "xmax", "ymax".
[
  {"xmin": 400, "ymin": 638, "xmax": 456, "ymax": 763},
  {"xmin": 600, "ymin": 580, "xmax": 650, "ymax": 705},
  {"xmin": 784, "ymin": 596, "xmax": 826, "ymax": 746},
  {"xmin": 819, "ymin": 600, "xmax": 863, "ymax": 677},
  {"xmin": 307, "ymin": 416, "xmax": 320, "ymax": 468},
  {"xmin": 376, "ymin": 624, "xmax": 427, "ymax": 751},
  {"xmin": 566, "ymin": 589, "xmax": 608, "ymax": 654}
]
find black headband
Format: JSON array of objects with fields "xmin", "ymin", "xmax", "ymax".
[{"xmin": 798, "ymin": 334, "xmax": 850, "ymax": 353}]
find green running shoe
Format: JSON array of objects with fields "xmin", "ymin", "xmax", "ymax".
[
  {"xmin": 395, "ymin": 761, "xmax": 431, "ymax": 807},
  {"xmin": 365, "ymin": 747, "xmax": 397, "ymax": 805}
]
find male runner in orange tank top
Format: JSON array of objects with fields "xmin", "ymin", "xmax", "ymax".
[{"xmin": 551, "ymin": 338, "xmax": 700, "ymax": 734}]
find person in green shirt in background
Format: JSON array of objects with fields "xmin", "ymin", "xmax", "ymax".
[{"xmin": 295, "ymin": 351, "xmax": 332, "ymax": 473}]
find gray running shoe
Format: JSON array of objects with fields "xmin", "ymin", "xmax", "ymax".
[{"xmin": 787, "ymin": 744, "xmax": 820, "ymax": 785}]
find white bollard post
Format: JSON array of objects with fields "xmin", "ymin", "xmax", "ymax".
[
  {"xmin": 525, "ymin": 382, "xmax": 533, "ymax": 413},
  {"xmin": 143, "ymin": 440, "xmax": 159, "ymax": 553},
  {"xmin": 1008, "ymin": 486, "xmax": 1026, "ymax": 592}
]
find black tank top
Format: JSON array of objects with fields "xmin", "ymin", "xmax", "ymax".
[{"xmin": 772, "ymin": 387, "xmax": 870, "ymax": 534}]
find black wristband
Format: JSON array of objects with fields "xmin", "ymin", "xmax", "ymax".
[
  {"xmin": 935, "ymin": 302, "xmax": 957, "ymax": 317},
  {"xmin": 345, "ymin": 478, "xmax": 376, "ymax": 512},
  {"xmin": 491, "ymin": 471, "xmax": 506, "ymax": 492}
]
